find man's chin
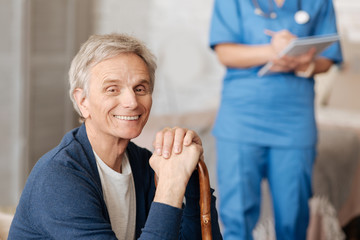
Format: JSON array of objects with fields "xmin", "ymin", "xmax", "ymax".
[{"xmin": 116, "ymin": 130, "xmax": 143, "ymax": 140}]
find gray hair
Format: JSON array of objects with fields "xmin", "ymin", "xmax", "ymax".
[{"xmin": 68, "ymin": 33, "xmax": 157, "ymax": 117}]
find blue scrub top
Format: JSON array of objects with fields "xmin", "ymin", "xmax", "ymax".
[{"xmin": 209, "ymin": 0, "xmax": 343, "ymax": 147}]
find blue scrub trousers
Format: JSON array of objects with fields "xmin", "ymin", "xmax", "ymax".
[{"xmin": 216, "ymin": 139, "xmax": 315, "ymax": 240}]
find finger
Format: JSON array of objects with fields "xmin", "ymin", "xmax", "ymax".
[
  {"xmin": 271, "ymin": 61, "xmax": 292, "ymax": 72},
  {"xmin": 264, "ymin": 29, "xmax": 276, "ymax": 37},
  {"xmin": 279, "ymin": 30, "xmax": 297, "ymax": 40},
  {"xmin": 307, "ymin": 47, "xmax": 316, "ymax": 56},
  {"xmin": 173, "ymin": 127, "xmax": 186, "ymax": 154},
  {"xmin": 154, "ymin": 131, "xmax": 165, "ymax": 156},
  {"xmin": 195, "ymin": 144, "xmax": 204, "ymax": 165},
  {"xmin": 286, "ymin": 58, "xmax": 299, "ymax": 70},
  {"xmin": 162, "ymin": 129, "xmax": 175, "ymax": 158},
  {"xmin": 183, "ymin": 130, "xmax": 202, "ymax": 146},
  {"xmin": 297, "ymin": 52, "xmax": 314, "ymax": 65},
  {"xmin": 149, "ymin": 153, "xmax": 161, "ymax": 172},
  {"xmin": 272, "ymin": 58, "xmax": 288, "ymax": 68},
  {"xmin": 277, "ymin": 56, "xmax": 299, "ymax": 70}
]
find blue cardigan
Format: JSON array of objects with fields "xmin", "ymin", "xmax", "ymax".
[{"xmin": 8, "ymin": 124, "xmax": 222, "ymax": 239}]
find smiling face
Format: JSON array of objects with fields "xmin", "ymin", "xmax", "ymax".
[{"xmin": 75, "ymin": 53, "xmax": 152, "ymax": 142}]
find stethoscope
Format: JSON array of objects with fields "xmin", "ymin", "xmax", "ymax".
[{"xmin": 252, "ymin": 0, "xmax": 310, "ymax": 24}]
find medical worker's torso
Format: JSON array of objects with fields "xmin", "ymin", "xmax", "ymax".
[{"xmin": 209, "ymin": 0, "xmax": 342, "ymax": 147}]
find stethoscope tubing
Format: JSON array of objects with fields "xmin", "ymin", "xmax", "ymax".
[{"xmin": 252, "ymin": 0, "xmax": 309, "ymax": 24}]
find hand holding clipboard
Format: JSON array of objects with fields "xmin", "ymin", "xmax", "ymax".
[{"xmin": 258, "ymin": 34, "xmax": 340, "ymax": 77}]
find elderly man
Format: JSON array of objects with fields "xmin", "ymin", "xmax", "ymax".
[{"xmin": 8, "ymin": 34, "xmax": 222, "ymax": 239}]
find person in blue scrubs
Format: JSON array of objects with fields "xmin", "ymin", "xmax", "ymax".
[{"xmin": 209, "ymin": 0, "xmax": 343, "ymax": 239}]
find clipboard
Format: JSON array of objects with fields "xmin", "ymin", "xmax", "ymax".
[{"xmin": 258, "ymin": 34, "xmax": 340, "ymax": 77}]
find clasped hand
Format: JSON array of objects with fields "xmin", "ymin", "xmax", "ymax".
[
  {"xmin": 150, "ymin": 127, "xmax": 203, "ymax": 208},
  {"xmin": 267, "ymin": 30, "xmax": 316, "ymax": 73}
]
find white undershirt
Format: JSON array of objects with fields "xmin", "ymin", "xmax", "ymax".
[{"xmin": 94, "ymin": 151, "xmax": 136, "ymax": 240}]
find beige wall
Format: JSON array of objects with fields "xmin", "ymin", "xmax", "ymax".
[
  {"xmin": 0, "ymin": 0, "xmax": 93, "ymax": 205},
  {"xmin": 0, "ymin": 0, "xmax": 21, "ymax": 206}
]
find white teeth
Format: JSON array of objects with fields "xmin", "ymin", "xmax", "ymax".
[{"xmin": 114, "ymin": 115, "xmax": 139, "ymax": 120}]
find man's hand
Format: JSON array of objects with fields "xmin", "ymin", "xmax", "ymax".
[
  {"xmin": 153, "ymin": 127, "xmax": 202, "ymax": 158},
  {"xmin": 150, "ymin": 142, "xmax": 203, "ymax": 208}
]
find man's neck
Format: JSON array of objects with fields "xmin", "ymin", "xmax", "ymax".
[{"xmin": 85, "ymin": 123, "xmax": 129, "ymax": 173}]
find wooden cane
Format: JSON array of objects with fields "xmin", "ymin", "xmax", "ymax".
[
  {"xmin": 155, "ymin": 159, "xmax": 212, "ymax": 239},
  {"xmin": 197, "ymin": 158, "xmax": 212, "ymax": 240}
]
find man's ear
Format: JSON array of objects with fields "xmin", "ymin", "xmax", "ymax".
[{"xmin": 73, "ymin": 88, "xmax": 90, "ymax": 119}]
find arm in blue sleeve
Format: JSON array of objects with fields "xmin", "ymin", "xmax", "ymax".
[
  {"xmin": 314, "ymin": 0, "xmax": 343, "ymax": 63},
  {"xmin": 139, "ymin": 171, "xmax": 223, "ymax": 240},
  {"xmin": 17, "ymin": 163, "xmax": 118, "ymax": 240},
  {"xmin": 139, "ymin": 202, "xmax": 183, "ymax": 240},
  {"xmin": 209, "ymin": 0, "xmax": 242, "ymax": 49}
]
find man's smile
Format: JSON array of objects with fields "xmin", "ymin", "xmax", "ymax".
[{"xmin": 113, "ymin": 115, "xmax": 140, "ymax": 121}]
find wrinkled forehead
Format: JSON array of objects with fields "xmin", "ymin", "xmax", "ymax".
[{"xmin": 89, "ymin": 53, "xmax": 151, "ymax": 85}]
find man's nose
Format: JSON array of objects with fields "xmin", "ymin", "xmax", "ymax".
[{"xmin": 120, "ymin": 88, "xmax": 138, "ymax": 109}]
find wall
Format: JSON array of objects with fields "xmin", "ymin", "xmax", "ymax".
[
  {"xmin": 92, "ymin": 0, "xmax": 224, "ymax": 115},
  {"xmin": 0, "ymin": 0, "xmax": 23, "ymax": 206},
  {"xmin": 25, "ymin": 0, "xmax": 93, "ymax": 170},
  {"xmin": 0, "ymin": 0, "xmax": 93, "ymax": 206},
  {"xmin": 146, "ymin": 0, "xmax": 224, "ymax": 115}
]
